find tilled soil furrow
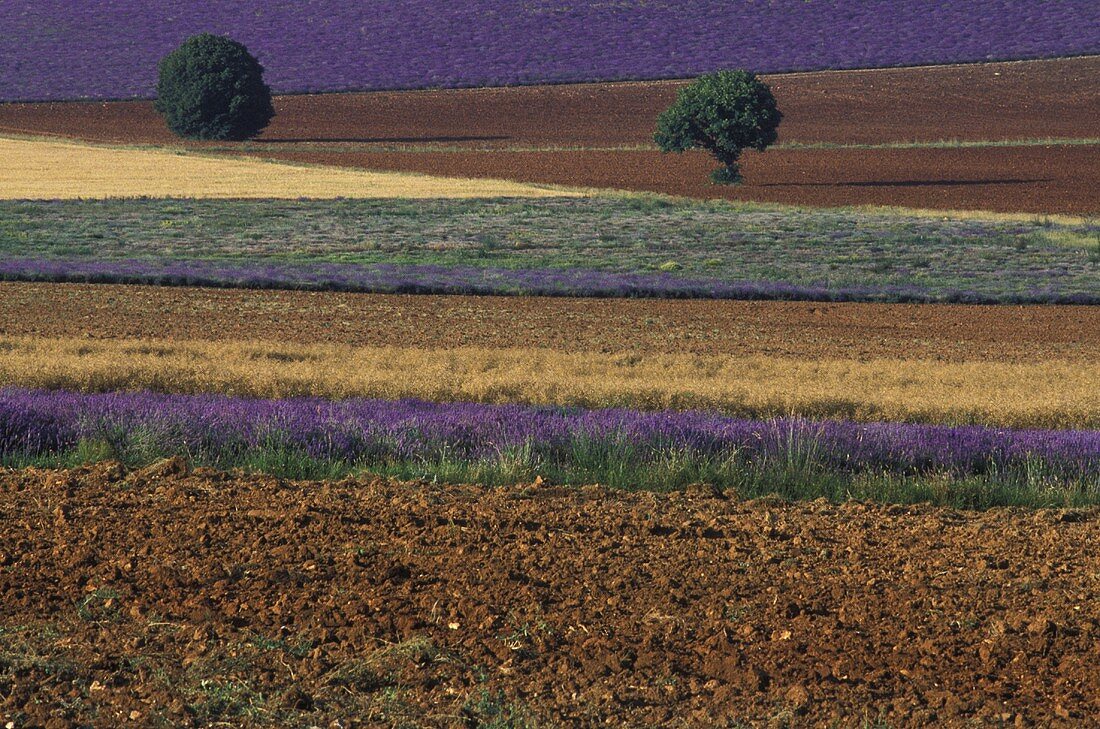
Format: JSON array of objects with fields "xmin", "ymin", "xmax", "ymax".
[
  {"xmin": 1, "ymin": 282, "xmax": 1097, "ymax": 363},
  {"xmin": 1, "ymin": 464, "xmax": 1098, "ymax": 726}
]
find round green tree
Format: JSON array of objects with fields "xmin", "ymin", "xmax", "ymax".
[
  {"xmin": 655, "ymin": 70, "xmax": 782, "ymax": 184},
  {"xmin": 154, "ymin": 34, "xmax": 275, "ymax": 141}
]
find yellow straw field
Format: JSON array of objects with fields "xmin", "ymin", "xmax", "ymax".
[
  {"xmin": 2, "ymin": 337, "xmax": 1097, "ymax": 428},
  {"xmin": 0, "ymin": 136, "xmax": 575, "ymax": 199}
]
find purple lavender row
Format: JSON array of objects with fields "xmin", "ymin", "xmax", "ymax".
[
  {"xmin": 3, "ymin": 1, "xmax": 1097, "ymax": 101},
  {"xmin": 2, "ymin": 258, "xmax": 1096, "ymax": 304},
  {"xmin": 2, "ymin": 389, "xmax": 1097, "ymax": 478}
]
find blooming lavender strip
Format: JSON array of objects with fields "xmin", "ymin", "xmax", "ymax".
[
  {"xmin": 2, "ymin": 389, "xmax": 1097, "ymax": 477},
  {"xmin": 2, "ymin": 1, "xmax": 1098, "ymax": 101},
  {"xmin": 3, "ymin": 258, "xmax": 1096, "ymax": 304}
]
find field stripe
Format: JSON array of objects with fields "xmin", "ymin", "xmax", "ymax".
[
  {"xmin": 175, "ymin": 138, "xmax": 1100, "ymax": 155},
  {"xmin": 0, "ymin": 136, "xmax": 577, "ymax": 200},
  {"xmin": 2, "ymin": 337, "xmax": 1097, "ymax": 429}
]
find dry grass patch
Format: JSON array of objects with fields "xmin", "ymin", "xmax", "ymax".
[
  {"xmin": 2, "ymin": 337, "xmax": 1097, "ymax": 429},
  {"xmin": 0, "ymin": 135, "xmax": 575, "ymax": 199}
]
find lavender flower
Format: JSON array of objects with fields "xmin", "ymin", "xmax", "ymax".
[
  {"xmin": 3, "ymin": 258, "xmax": 1096, "ymax": 304},
  {"xmin": 2, "ymin": 1, "xmax": 1097, "ymax": 101},
  {"xmin": 2, "ymin": 388, "xmax": 1097, "ymax": 479}
]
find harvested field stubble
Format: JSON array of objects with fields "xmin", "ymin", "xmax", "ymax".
[
  {"xmin": 2, "ymin": 337, "xmax": 1097, "ymax": 429},
  {"xmin": 0, "ymin": 137, "xmax": 570, "ymax": 200},
  {"xmin": 1, "ymin": 466, "xmax": 1099, "ymax": 726}
]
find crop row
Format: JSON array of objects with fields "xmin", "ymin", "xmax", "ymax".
[
  {"xmin": 2, "ymin": 388, "xmax": 1097, "ymax": 507},
  {"xmin": 5, "ymin": 258, "xmax": 1097, "ymax": 305},
  {"xmin": 2, "ymin": 338, "xmax": 1097, "ymax": 429},
  {"xmin": 3, "ymin": 1, "xmax": 1098, "ymax": 101},
  {"xmin": 4, "ymin": 198, "xmax": 1097, "ymax": 304},
  {"xmin": 0, "ymin": 137, "xmax": 562, "ymax": 200}
]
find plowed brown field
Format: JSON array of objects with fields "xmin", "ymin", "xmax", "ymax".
[
  {"xmin": 2, "ymin": 463, "xmax": 1098, "ymax": 727},
  {"xmin": 263, "ymin": 145, "xmax": 1100, "ymax": 215},
  {"xmin": 2, "ymin": 57, "xmax": 1097, "ymax": 213},
  {"xmin": 2, "ymin": 57, "xmax": 1096, "ymax": 147},
  {"xmin": 3, "ymin": 282, "xmax": 1098, "ymax": 362}
]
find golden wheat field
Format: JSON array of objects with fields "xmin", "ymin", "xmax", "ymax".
[
  {"xmin": 3, "ymin": 336, "xmax": 1097, "ymax": 428},
  {"xmin": 0, "ymin": 136, "xmax": 574, "ymax": 199}
]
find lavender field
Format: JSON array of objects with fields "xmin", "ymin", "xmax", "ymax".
[
  {"xmin": 6, "ymin": 257, "xmax": 1099, "ymax": 305},
  {"xmin": 2, "ymin": 4, "xmax": 1100, "ymax": 725},
  {"xmin": 3, "ymin": 198, "xmax": 1098, "ymax": 304},
  {"xmin": 2, "ymin": 388, "xmax": 1098, "ymax": 506},
  {"xmin": 2, "ymin": 1, "xmax": 1098, "ymax": 101}
]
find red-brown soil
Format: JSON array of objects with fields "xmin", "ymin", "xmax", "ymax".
[
  {"xmin": 2, "ymin": 57, "xmax": 1096, "ymax": 147},
  {"xmin": 2, "ymin": 282, "xmax": 1098, "ymax": 363},
  {"xmin": 2, "ymin": 463, "xmax": 1098, "ymax": 727},
  {"xmin": 264, "ymin": 145, "xmax": 1100, "ymax": 215},
  {"xmin": 2, "ymin": 57, "xmax": 1097, "ymax": 213}
]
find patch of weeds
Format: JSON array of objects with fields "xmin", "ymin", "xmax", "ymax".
[
  {"xmin": 460, "ymin": 689, "xmax": 538, "ymax": 729},
  {"xmin": 724, "ymin": 603, "xmax": 749, "ymax": 622},
  {"xmin": 363, "ymin": 685, "xmax": 421, "ymax": 727},
  {"xmin": 498, "ymin": 611, "xmax": 555, "ymax": 659},
  {"xmin": 188, "ymin": 650, "xmax": 255, "ymax": 679},
  {"xmin": 326, "ymin": 658, "xmax": 391, "ymax": 693},
  {"xmin": 0, "ymin": 625, "xmax": 80, "ymax": 685},
  {"xmin": 188, "ymin": 678, "xmax": 266, "ymax": 722},
  {"xmin": 474, "ymin": 232, "xmax": 503, "ymax": 251},
  {"xmin": 379, "ymin": 635, "xmax": 440, "ymax": 664},
  {"xmin": 950, "ymin": 616, "xmax": 982, "ymax": 631},
  {"xmin": 657, "ymin": 674, "xmax": 679, "ymax": 689},
  {"xmin": 326, "ymin": 636, "xmax": 442, "ymax": 694},
  {"xmin": 248, "ymin": 632, "xmax": 314, "ymax": 658},
  {"xmin": 76, "ymin": 587, "xmax": 122, "ymax": 623},
  {"xmin": 498, "ymin": 625, "xmax": 536, "ymax": 659},
  {"xmin": 71, "ymin": 438, "xmax": 119, "ymax": 465}
]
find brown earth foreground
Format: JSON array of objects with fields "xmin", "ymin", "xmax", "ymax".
[
  {"xmin": 2, "ymin": 57, "xmax": 1097, "ymax": 213},
  {"xmin": 2, "ymin": 463, "xmax": 1098, "ymax": 727},
  {"xmin": 1, "ymin": 282, "xmax": 1097, "ymax": 363}
]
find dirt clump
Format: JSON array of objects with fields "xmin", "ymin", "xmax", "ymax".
[{"xmin": 1, "ymin": 465, "xmax": 1098, "ymax": 726}]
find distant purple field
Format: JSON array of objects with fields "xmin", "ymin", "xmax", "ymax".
[
  {"xmin": 2, "ymin": 257, "xmax": 1097, "ymax": 305},
  {"xmin": 2, "ymin": 1, "xmax": 1098, "ymax": 101},
  {"xmin": 2, "ymin": 389, "xmax": 1098, "ymax": 479}
]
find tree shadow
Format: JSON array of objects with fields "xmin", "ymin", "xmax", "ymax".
[
  {"xmin": 763, "ymin": 178, "xmax": 1052, "ymax": 188},
  {"xmin": 256, "ymin": 135, "xmax": 510, "ymax": 144}
]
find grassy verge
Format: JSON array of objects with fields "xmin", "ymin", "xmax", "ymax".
[
  {"xmin": 7, "ymin": 437, "xmax": 1097, "ymax": 510},
  {"xmin": 1, "ymin": 197, "xmax": 1096, "ymax": 303}
]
